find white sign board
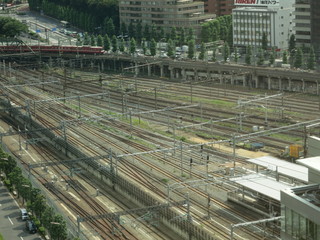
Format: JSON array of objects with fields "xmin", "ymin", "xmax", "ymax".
[{"xmin": 234, "ymin": 0, "xmax": 279, "ymax": 6}]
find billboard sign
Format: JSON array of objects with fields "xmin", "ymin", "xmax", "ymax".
[{"xmin": 234, "ymin": 0, "xmax": 279, "ymax": 6}]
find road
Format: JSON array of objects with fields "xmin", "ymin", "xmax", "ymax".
[
  {"xmin": 0, "ymin": 181, "xmax": 42, "ymax": 240},
  {"xmin": 7, "ymin": 5, "xmax": 78, "ymax": 46}
]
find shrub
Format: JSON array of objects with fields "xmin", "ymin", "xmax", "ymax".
[
  {"xmin": 38, "ymin": 226, "xmax": 46, "ymax": 236},
  {"xmin": 3, "ymin": 179, "xmax": 11, "ymax": 187}
]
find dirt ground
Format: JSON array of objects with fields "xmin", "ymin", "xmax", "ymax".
[{"xmin": 189, "ymin": 136, "xmax": 270, "ymax": 159}]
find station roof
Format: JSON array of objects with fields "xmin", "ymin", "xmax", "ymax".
[
  {"xmin": 230, "ymin": 173, "xmax": 293, "ymax": 201},
  {"xmin": 297, "ymin": 156, "xmax": 320, "ymax": 173},
  {"xmin": 247, "ymin": 156, "xmax": 308, "ymax": 183}
]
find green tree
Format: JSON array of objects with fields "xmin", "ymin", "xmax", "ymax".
[
  {"xmin": 212, "ymin": 48, "xmax": 216, "ymax": 62},
  {"xmin": 307, "ymin": 46, "xmax": 316, "ymax": 70},
  {"xmin": 90, "ymin": 35, "xmax": 96, "ymax": 46},
  {"xmin": 120, "ymin": 22, "xmax": 127, "ymax": 35},
  {"xmin": 128, "ymin": 22, "xmax": 136, "ymax": 39},
  {"xmin": 289, "ymin": 34, "xmax": 296, "ymax": 54},
  {"xmin": 223, "ymin": 42, "xmax": 230, "ymax": 62},
  {"xmin": 201, "ymin": 24, "xmax": 211, "ymax": 43},
  {"xmin": 130, "ymin": 38, "xmax": 136, "ymax": 55},
  {"xmin": 143, "ymin": 24, "xmax": 150, "ymax": 41},
  {"xmin": 282, "ymin": 51, "xmax": 288, "ymax": 64},
  {"xmin": 33, "ymin": 194, "xmax": 46, "ymax": 220},
  {"xmin": 269, "ymin": 49, "xmax": 275, "ymax": 66},
  {"xmin": 294, "ymin": 47, "xmax": 303, "ymax": 68},
  {"xmin": 111, "ymin": 35, "xmax": 118, "ymax": 53},
  {"xmin": 187, "ymin": 28, "xmax": 194, "ymax": 42},
  {"xmin": 227, "ymin": 25, "xmax": 233, "ymax": 47},
  {"xmin": 136, "ymin": 21, "xmax": 142, "ymax": 44},
  {"xmin": 245, "ymin": 45, "xmax": 252, "ymax": 65},
  {"xmin": 18, "ymin": 179, "xmax": 31, "ymax": 205},
  {"xmin": 262, "ymin": 32, "xmax": 268, "ymax": 51},
  {"xmin": 0, "ymin": 155, "xmax": 16, "ymax": 177},
  {"xmin": 257, "ymin": 48, "xmax": 264, "ymax": 66},
  {"xmin": 151, "ymin": 24, "xmax": 158, "ymax": 41},
  {"xmin": 234, "ymin": 47, "xmax": 239, "ymax": 63},
  {"xmin": 212, "ymin": 28, "xmax": 218, "ymax": 42},
  {"xmin": 83, "ymin": 33, "xmax": 90, "ymax": 45},
  {"xmin": 150, "ymin": 38, "xmax": 157, "ymax": 56},
  {"xmin": 119, "ymin": 38, "xmax": 125, "ymax": 52},
  {"xmin": 0, "ymin": 17, "xmax": 28, "ymax": 37},
  {"xmin": 198, "ymin": 42, "xmax": 206, "ymax": 60},
  {"xmin": 49, "ymin": 215, "xmax": 68, "ymax": 240},
  {"xmin": 177, "ymin": 27, "xmax": 184, "ymax": 46},
  {"xmin": 8, "ymin": 167, "xmax": 23, "ymax": 194},
  {"xmin": 103, "ymin": 34, "xmax": 111, "ymax": 51},
  {"xmin": 187, "ymin": 39, "xmax": 195, "ymax": 59},
  {"xmin": 158, "ymin": 27, "xmax": 165, "ymax": 41},
  {"xmin": 141, "ymin": 38, "xmax": 147, "ymax": 54},
  {"xmin": 105, "ymin": 18, "xmax": 115, "ymax": 37},
  {"xmin": 42, "ymin": 207, "xmax": 55, "ymax": 229},
  {"xmin": 96, "ymin": 35, "xmax": 103, "ymax": 46},
  {"xmin": 170, "ymin": 27, "xmax": 177, "ymax": 42},
  {"xmin": 167, "ymin": 39, "xmax": 175, "ymax": 58}
]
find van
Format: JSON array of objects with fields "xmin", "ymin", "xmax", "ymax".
[
  {"xmin": 20, "ymin": 208, "xmax": 28, "ymax": 220},
  {"xmin": 26, "ymin": 220, "xmax": 37, "ymax": 233}
]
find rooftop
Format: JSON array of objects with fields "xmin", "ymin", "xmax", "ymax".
[
  {"xmin": 283, "ymin": 184, "xmax": 320, "ymax": 209},
  {"xmin": 247, "ymin": 155, "xmax": 308, "ymax": 183},
  {"xmin": 230, "ymin": 173, "xmax": 293, "ymax": 201},
  {"xmin": 297, "ymin": 156, "xmax": 320, "ymax": 173}
]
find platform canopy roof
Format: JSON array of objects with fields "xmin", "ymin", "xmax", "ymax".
[
  {"xmin": 230, "ymin": 173, "xmax": 293, "ymax": 201},
  {"xmin": 296, "ymin": 156, "xmax": 320, "ymax": 173},
  {"xmin": 247, "ymin": 155, "xmax": 308, "ymax": 183}
]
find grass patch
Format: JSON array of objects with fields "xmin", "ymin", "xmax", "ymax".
[
  {"xmin": 195, "ymin": 131, "xmax": 212, "ymax": 139},
  {"xmin": 209, "ymin": 99, "xmax": 236, "ymax": 107},
  {"xmin": 161, "ymin": 179, "xmax": 169, "ymax": 184},
  {"xmin": 0, "ymin": 232, "xmax": 3, "ymax": 240},
  {"xmin": 270, "ymin": 133, "xmax": 302, "ymax": 143},
  {"xmin": 131, "ymin": 137, "xmax": 155, "ymax": 149}
]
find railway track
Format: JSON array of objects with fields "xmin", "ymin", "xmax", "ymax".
[{"xmin": 1, "ymin": 66, "xmax": 316, "ymax": 239}]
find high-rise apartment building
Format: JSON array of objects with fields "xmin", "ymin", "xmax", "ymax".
[
  {"xmin": 204, "ymin": 0, "xmax": 235, "ymax": 16},
  {"xmin": 293, "ymin": 0, "xmax": 320, "ymax": 48},
  {"xmin": 119, "ymin": 0, "xmax": 215, "ymax": 36},
  {"xmin": 232, "ymin": 0, "xmax": 294, "ymax": 50},
  {"xmin": 310, "ymin": 0, "xmax": 320, "ymax": 47},
  {"xmin": 293, "ymin": 0, "xmax": 311, "ymax": 47}
]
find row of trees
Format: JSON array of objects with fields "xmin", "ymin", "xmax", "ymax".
[
  {"xmin": 0, "ymin": 150, "xmax": 71, "ymax": 240},
  {"xmin": 120, "ymin": 21, "xmax": 196, "ymax": 46},
  {"xmin": 28, "ymin": 0, "xmax": 231, "ymax": 44},
  {"xmin": 28, "ymin": 0, "xmax": 118, "ymax": 33},
  {"xmin": 201, "ymin": 15, "xmax": 233, "ymax": 46},
  {"xmin": 77, "ymin": 32, "xmax": 199, "ymax": 59},
  {"xmin": 287, "ymin": 35, "xmax": 316, "ymax": 70}
]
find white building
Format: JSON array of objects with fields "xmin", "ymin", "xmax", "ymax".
[{"xmin": 232, "ymin": 0, "xmax": 295, "ymax": 50}]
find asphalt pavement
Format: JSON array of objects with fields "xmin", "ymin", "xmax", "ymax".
[{"xmin": 0, "ymin": 181, "xmax": 42, "ymax": 240}]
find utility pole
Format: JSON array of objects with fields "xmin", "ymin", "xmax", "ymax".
[
  {"xmin": 129, "ymin": 109, "xmax": 132, "ymax": 138},
  {"xmin": 207, "ymin": 193, "xmax": 211, "ymax": 219},
  {"xmin": 232, "ymin": 133, "xmax": 236, "ymax": 169},
  {"xmin": 190, "ymin": 82, "xmax": 193, "ymax": 103},
  {"xmin": 180, "ymin": 141, "xmax": 183, "ymax": 177},
  {"xmin": 154, "ymin": 87, "xmax": 157, "ymax": 109}
]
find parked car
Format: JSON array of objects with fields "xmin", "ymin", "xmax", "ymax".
[
  {"xmin": 26, "ymin": 220, "xmax": 37, "ymax": 234},
  {"xmin": 20, "ymin": 208, "xmax": 28, "ymax": 220}
]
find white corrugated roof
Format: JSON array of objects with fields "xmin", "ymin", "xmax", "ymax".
[
  {"xmin": 247, "ymin": 156, "xmax": 308, "ymax": 183},
  {"xmin": 297, "ymin": 156, "xmax": 320, "ymax": 173},
  {"xmin": 230, "ymin": 173, "xmax": 293, "ymax": 201}
]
